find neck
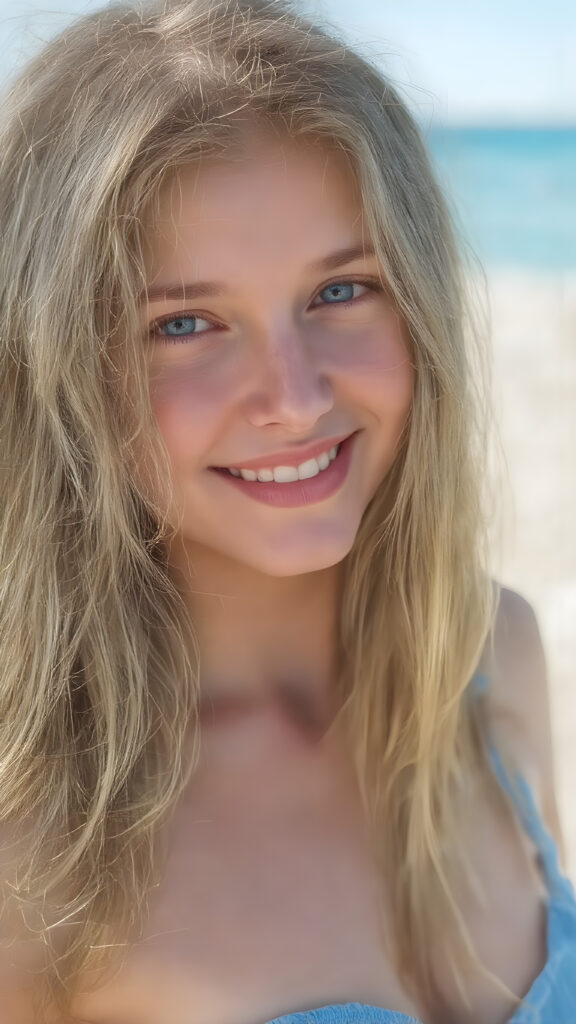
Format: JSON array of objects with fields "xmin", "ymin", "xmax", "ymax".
[{"xmin": 165, "ymin": 535, "xmax": 347, "ymax": 727}]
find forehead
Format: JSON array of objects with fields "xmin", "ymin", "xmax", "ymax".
[{"xmin": 144, "ymin": 137, "xmax": 367, "ymax": 276}]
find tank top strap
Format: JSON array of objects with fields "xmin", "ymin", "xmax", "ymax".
[{"xmin": 469, "ymin": 671, "xmax": 574, "ymax": 905}]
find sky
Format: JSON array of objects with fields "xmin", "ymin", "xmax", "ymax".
[{"xmin": 0, "ymin": 0, "xmax": 575, "ymax": 123}]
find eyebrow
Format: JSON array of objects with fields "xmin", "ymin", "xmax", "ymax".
[{"xmin": 143, "ymin": 243, "xmax": 376, "ymax": 303}]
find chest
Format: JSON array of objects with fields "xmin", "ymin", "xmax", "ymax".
[{"xmin": 71, "ymin": 750, "xmax": 548, "ymax": 1024}]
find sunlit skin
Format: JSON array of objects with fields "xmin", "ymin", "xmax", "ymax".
[{"xmin": 142, "ymin": 136, "xmax": 415, "ymax": 750}]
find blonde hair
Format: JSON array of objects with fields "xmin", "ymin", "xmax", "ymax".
[{"xmin": 0, "ymin": 0, "xmax": 518, "ymax": 1019}]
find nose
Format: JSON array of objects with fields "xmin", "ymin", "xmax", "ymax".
[{"xmin": 245, "ymin": 322, "xmax": 334, "ymax": 431}]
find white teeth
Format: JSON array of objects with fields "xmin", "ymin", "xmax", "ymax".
[
  {"xmin": 270, "ymin": 466, "xmax": 299, "ymax": 483},
  {"xmin": 227, "ymin": 444, "xmax": 340, "ymax": 483}
]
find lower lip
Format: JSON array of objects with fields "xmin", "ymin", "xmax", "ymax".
[{"xmin": 208, "ymin": 432, "xmax": 358, "ymax": 508}]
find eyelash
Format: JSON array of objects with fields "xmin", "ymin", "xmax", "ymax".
[{"xmin": 150, "ymin": 276, "xmax": 384, "ymax": 344}]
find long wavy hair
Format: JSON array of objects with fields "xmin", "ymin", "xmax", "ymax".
[{"xmin": 0, "ymin": 0, "xmax": 517, "ymax": 1019}]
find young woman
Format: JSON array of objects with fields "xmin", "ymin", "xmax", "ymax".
[{"xmin": 0, "ymin": 1, "xmax": 574, "ymax": 1022}]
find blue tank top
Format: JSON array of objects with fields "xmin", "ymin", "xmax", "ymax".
[{"xmin": 265, "ymin": 674, "xmax": 576, "ymax": 1024}]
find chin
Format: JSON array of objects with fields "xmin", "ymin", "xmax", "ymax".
[{"xmin": 231, "ymin": 533, "xmax": 358, "ymax": 578}]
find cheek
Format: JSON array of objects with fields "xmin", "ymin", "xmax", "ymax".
[
  {"xmin": 149, "ymin": 365, "xmax": 229, "ymax": 463},
  {"xmin": 337, "ymin": 323, "xmax": 414, "ymax": 417}
]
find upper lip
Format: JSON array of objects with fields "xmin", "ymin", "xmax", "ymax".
[{"xmin": 213, "ymin": 432, "xmax": 356, "ymax": 471}]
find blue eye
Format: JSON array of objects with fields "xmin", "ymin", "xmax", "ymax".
[
  {"xmin": 164, "ymin": 316, "xmax": 198, "ymax": 335},
  {"xmin": 153, "ymin": 313, "xmax": 214, "ymax": 342},
  {"xmin": 315, "ymin": 281, "xmax": 375, "ymax": 306},
  {"xmin": 319, "ymin": 282, "xmax": 356, "ymax": 303}
]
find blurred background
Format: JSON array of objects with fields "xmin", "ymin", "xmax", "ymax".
[{"xmin": 1, "ymin": 0, "xmax": 574, "ymax": 873}]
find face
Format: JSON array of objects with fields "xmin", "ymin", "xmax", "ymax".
[{"xmin": 142, "ymin": 136, "xmax": 414, "ymax": 578}]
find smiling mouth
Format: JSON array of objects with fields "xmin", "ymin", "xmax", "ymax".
[
  {"xmin": 212, "ymin": 442, "xmax": 342, "ymax": 482},
  {"xmin": 205, "ymin": 431, "xmax": 358, "ymax": 509}
]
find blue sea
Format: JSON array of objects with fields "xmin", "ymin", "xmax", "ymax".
[{"xmin": 424, "ymin": 126, "xmax": 576, "ymax": 271}]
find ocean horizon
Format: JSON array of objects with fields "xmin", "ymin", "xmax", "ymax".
[{"xmin": 424, "ymin": 125, "xmax": 576, "ymax": 272}]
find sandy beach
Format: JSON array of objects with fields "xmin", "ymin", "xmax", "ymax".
[{"xmin": 484, "ymin": 269, "xmax": 576, "ymax": 878}]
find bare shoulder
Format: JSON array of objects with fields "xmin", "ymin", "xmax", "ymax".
[{"xmin": 481, "ymin": 583, "xmax": 566, "ymax": 865}]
